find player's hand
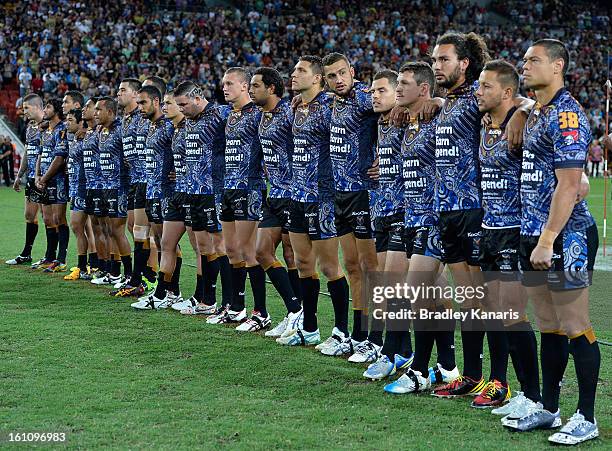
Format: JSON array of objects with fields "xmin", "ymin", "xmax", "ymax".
[
  {"xmin": 36, "ymin": 177, "xmax": 46, "ymax": 190},
  {"xmin": 12, "ymin": 177, "xmax": 21, "ymax": 192},
  {"xmin": 530, "ymin": 245, "xmax": 553, "ymax": 270},
  {"xmin": 418, "ymin": 98, "xmax": 443, "ymax": 121},
  {"xmin": 291, "ymin": 94, "xmax": 303, "ymax": 110},
  {"xmin": 481, "ymin": 113, "xmax": 492, "ymax": 128},
  {"xmin": 367, "ymin": 157, "xmax": 379, "ymax": 181},
  {"xmin": 168, "ymin": 170, "xmax": 176, "ymax": 182},
  {"xmin": 505, "ymin": 109, "xmax": 528, "ymax": 150},
  {"xmin": 390, "ymin": 105, "xmax": 410, "ymax": 127},
  {"xmin": 577, "ymin": 172, "xmax": 590, "ymax": 203}
]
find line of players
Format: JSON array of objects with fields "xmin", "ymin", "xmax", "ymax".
[{"xmin": 8, "ymin": 32, "xmax": 600, "ymax": 446}]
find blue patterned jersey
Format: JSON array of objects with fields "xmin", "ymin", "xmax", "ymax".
[
  {"xmin": 224, "ymin": 102, "xmax": 264, "ymax": 191},
  {"xmin": 121, "ymin": 109, "xmax": 147, "ymax": 184},
  {"xmin": 374, "ymin": 119, "xmax": 404, "ymax": 218},
  {"xmin": 184, "ymin": 103, "xmax": 229, "ymax": 195},
  {"xmin": 145, "ymin": 116, "xmax": 175, "ymax": 200},
  {"xmin": 292, "ymin": 91, "xmax": 335, "ymax": 203},
  {"xmin": 172, "ymin": 118, "xmax": 187, "ymax": 193},
  {"xmin": 259, "ymin": 98, "xmax": 294, "ymax": 199},
  {"xmin": 479, "ymin": 108, "xmax": 522, "ymax": 229},
  {"xmin": 520, "ymin": 88, "xmax": 594, "ymax": 236},
  {"xmin": 329, "ymin": 82, "xmax": 378, "ymax": 192},
  {"xmin": 403, "ymin": 117, "xmax": 439, "ymax": 227},
  {"xmin": 98, "ymin": 119, "xmax": 125, "ymax": 190},
  {"xmin": 67, "ymin": 135, "xmax": 86, "ymax": 197},
  {"xmin": 435, "ymin": 82, "xmax": 483, "ymax": 212},
  {"xmin": 39, "ymin": 122, "xmax": 68, "ymax": 181},
  {"xmin": 82, "ymin": 127, "xmax": 103, "ymax": 190},
  {"xmin": 25, "ymin": 122, "xmax": 42, "ymax": 179}
]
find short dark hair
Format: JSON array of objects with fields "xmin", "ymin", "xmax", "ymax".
[
  {"xmin": 532, "ymin": 38, "xmax": 570, "ymax": 76},
  {"xmin": 436, "ymin": 32, "xmax": 490, "ymax": 84},
  {"xmin": 482, "ymin": 59, "xmax": 519, "ymax": 95},
  {"xmin": 64, "ymin": 90, "xmax": 84, "ymax": 107},
  {"xmin": 47, "ymin": 98, "xmax": 64, "ymax": 120},
  {"xmin": 66, "ymin": 108, "xmax": 83, "ymax": 123},
  {"xmin": 298, "ymin": 55, "xmax": 325, "ymax": 87},
  {"xmin": 143, "ymin": 76, "xmax": 167, "ymax": 97},
  {"xmin": 373, "ymin": 70, "xmax": 398, "ymax": 88},
  {"xmin": 224, "ymin": 67, "xmax": 251, "ymax": 84},
  {"xmin": 120, "ymin": 78, "xmax": 142, "ymax": 92},
  {"xmin": 138, "ymin": 85, "xmax": 162, "ymax": 102},
  {"xmin": 322, "ymin": 52, "xmax": 351, "ymax": 68},
  {"xmin": 97, "ymin": 96, "xmax": 117, "ymax": 115},
  {"xmin": 174, "ymin": 80, "xmax": 204, "ymax": 98},
  {"xmin": 399, "ymin": 61, "xmax": 436, "ymax": 96},
  {"xmin": 86, "ymin": 96, "xmax": 100, "ymax": 106},
  {"xmin": 23, "ymin": 93, "xmax": 43, "ymax": 108},
  {"xmin": 253, "ymin": 67, "xmax": 284, "ymax": 97}
]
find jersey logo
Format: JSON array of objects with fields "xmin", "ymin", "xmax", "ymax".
[{"xmin": 562, "ymin": 130, "xmax": 579, "ymax": 145}]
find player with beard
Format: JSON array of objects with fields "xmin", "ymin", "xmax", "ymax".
[
  {"xmin": 7, "ymin": 94, "xmax": 45, "ymax": 266},
  {"xmin": 320, "ymin": 52, "xmax": 379, "ymax": 356},
  {"xmin": 35, "ymin": 98, "xmax": 69, "ymax": 273},
  {"xmin": 248, "ymin": 67, "xmax": 303, "ymax": 334}
]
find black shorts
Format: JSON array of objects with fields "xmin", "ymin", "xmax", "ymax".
[
  {"xmin": 374, "ymin": 212, "xmax": 405, "ymax": 253},
  {"xmin": 185, "ymin": 193, "xmax": 221, "ymax": 233},
  {"xmin": 145, "ymin": 198, "xmax": 164, "ymax": 224},
  {"xmin": 41, "ymin": 177, "xmax": 68, "ymax": 205},
  {"xmin": 220, "ymin": 189, "xmax": 264, "ymax": 222},
  {"xmin": 259, "ymin": 197, "xmax": 291, "ymax": 233},
  {"xmin": 519, "ymin": 224, "xmax": 598, "ymax": 290},
  {"xmin": 334, "ymin": 190, "xmax": 374, "ymax": 239},
  {"xmin": 25, "ymin": 177, "xmax": 47, "ymax": 204},
  {"xmin": 85, "ymin": 189, "xmax": 99, "ymax": 216},
  {"xmin": 479, "ymin": 227, "xmax": 520, "ymax": 281},
  {"xmin": 92, "ymin": 188, "xmax": 128, "ymax": 218},
  {"xmin": 404, "ymin": 224, "xmax": 444, "ymax": 261},
  {"xmin": 438, "ymin": 208, "xmax": 483, "ymax": 265},
  {"xmin": 163, "ymin": 191, "xmax": 188, "ymax": 223},
  {"xmin": 70, "ymin": 195, "xmax": 87, "ymax": 213},
  {"xmin": 128, "ymin": 182, "xmax": 147, "ymax": 210},
  {"xmin": 289, "ymin": 200, "xmax": 337, "ymax": 241}
]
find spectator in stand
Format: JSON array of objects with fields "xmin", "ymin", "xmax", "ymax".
[
  {"xmin": 0, "ymin": 136, "xmax": 14, "ymax": 187},
  {"xmin": 588, "ymin": 140, "xmax": 603, "ymax": 177}
]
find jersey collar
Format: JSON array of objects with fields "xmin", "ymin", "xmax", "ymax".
[{"xmin": 545, "ymin": 87, "xmax": 568, "ymax": 106}]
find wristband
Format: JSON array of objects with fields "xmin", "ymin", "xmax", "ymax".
[{"xmin": 538, "ymin": 228, "xmax": 558, "ymax": 249}]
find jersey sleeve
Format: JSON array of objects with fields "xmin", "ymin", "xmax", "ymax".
[
  {"xmin": 356, "ymin": 85, "xmax": 373, "ymax": 112},
  {"xmin": 550, "ymin": 103, "xmax": 591, "ymax": 169}
]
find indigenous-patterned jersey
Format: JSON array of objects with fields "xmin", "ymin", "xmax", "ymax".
[
  {"xmin": 25, "ymin": 122, "xmax": 42, "ymax": 179},
  {"xmin": 98, "ymin": 118, "xmax": 124, "ymax": 190},
  {"xmin": 224, "ymin": 102, "xmax": 264, "ymax": 191},
  {"xmin": 435, "ymin": 82, "xmax": 483, "ymax": 212},
  {"xmin": 145, "ymin": 116, "xmax": 175, "ymax": 200},
  {"xmin": 39, "ymin": 121, "xmax": 68, "ymax": 181},
  {"xmin": 521, "ymin": 88, "xmax": 594, "ymax": 236},
  {"xmin": 479, "ymin": 108, "xmax": 522, "ymax": 229},
  {"xmin": 82, "ymin": 127, "xmax": 103, "ymax": 190},
  {"xmin": 374, "ymin": 119, "xmax": 404, "ymax": 218},
  {"xmin": 171, "ymin": 118, "xmax": 187, "ymax": 193},
  {"xmin": 402, "ymin": 117, "xmax": 439, "ymax": 228},
  {"xmin": 67, "ymin": 135, "xmax": 86, "ymax": 198},
  {"xmin": 121, "ymin": 108, "xmax": 147, "ymax": 184},
  {"xmin": 329, "ymin": 81, "xmax": 378, "ymax": 191},
  {"xmin": 291, "ymin": 91, "xmax": 335, "ymax": 203},
  {"xmin": 184, "ymin": 103, "xmax": 229, "ymax": 195},
  {"xmin": 259, "ymin": 98, "xmax": 294, "ymax": 199}
]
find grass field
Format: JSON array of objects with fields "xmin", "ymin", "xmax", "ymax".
[{"xmin": 0, "ymin": 179, "xmax": 610, "ymax": 449}]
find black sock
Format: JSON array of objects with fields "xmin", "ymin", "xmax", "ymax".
[
  {"xmin": 267, "ymin": 264, "xmax": 301, "ymax": 313},
  {"xmin": 111, "ymin": 259, "xmax": 121, "ymax": 277},
  {"xmin": 352, "ymin": 309, "xmax": 368, "ymax": 342},
  {"xmin": 569, "ymin": 334, "xmax": 600, "ymax": 423},
  {"xmin": 120, "ymin": 254, "xmax": 133, "ymax": 278},
  {"xmin": 100, "ymin": 259, "xmax": 109, "ymax": 273},
  {"xmin": 368, "ymin": 313, "xmax": 385, "ymax": 347},
  {"xmin": 230, "ymin": 264, "xmax": 246, "ymax": 311},
  {"xmin": 301, "ymin": 276, "xmax": 320, "ymax": 332},
  {"xmin": 460, "ymin": 312, "xmax": 485, "ymax": 380},
  {"xmin": 486, "ymin": 320, "xmax": 509, "ymax": 383},
  {"xmin": 77, "ymin": 254, "xmax": 87, "ymax": 271},
  {"xmin": 45, "ymin": 226, "xmax": 58, "ymax": 261},
  {"xmin": 170, "ymin": 256, "xmax": 182, "ymax": 295},
  {"xmin": 506, "ymin": 321, "xmax": 541, "ymax": 402},
  {"xmin": 194, "ymin": 274, "xmax": 205, "ymax": 302},
  {"xmin": 288, "ymin": 268, "xmax": 302, "ymax": 303},
  {"xmin": 157, "ymin": 251, "xmax": 161, "ymax": 265},
  {"xmin": 129, "ymin": 242, "xmax": 144, "ymax": 286},
  {"xmin": 57, "ymin": 224, "xmax": 69, "ymax": 263},
  {"xmin": 413, "ymin": 325, "xmax": 436, "ymax": 375},
  {"xmin": 328, "ymin": 276, "xmax": 349, "ymax": 336},
  {"xmin": 153, "ymin": 272, "xmax": 167, "ymax": 299},
  {"xmin": 541, "ymin": 332, "xmax": 569, "ymax": 413},
  {"xmin": 202, "ymin": 255, "xmax": 219, "ymax": 306},
  {"xmin": 380, "ymin": 297, "xmax": 406, "ymax": 359},
  {"xmin": 381, "ymin": 330, "xmax": 401, "ymax": 359},
  {"xmin": 247, "ymin": 264, "xmax": 267, "ymax": 316},
  {"xmin": 88, "ymin": 252, "xmax": 98, "ymax": 269},
  {"xmin": 21, "ymin": 222, "xmax": 38, "ymax": 257},
  {"xmin": 218, "ymin": 255, "xmax": 233, "ymax": 307}
]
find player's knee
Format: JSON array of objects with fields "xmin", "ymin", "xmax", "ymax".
[
  {"xmin": 255, "ymin": 247, "xmax": 273, "ymax": 268},
  {"xmin": 319, "ymin": 262, "xmax": 341, "ymax": 280},
  {"xmin": 133, "ymin": 225, "xmax": 150, "ymax": 242},
  {"xmin": 282, "ymin": 248, "xmax": 295, "ymax": 267}
]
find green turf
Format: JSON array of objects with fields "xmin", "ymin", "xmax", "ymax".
[{"xmin": 0, "ymin": 181, "xmax": 610, "ymax": 449}]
